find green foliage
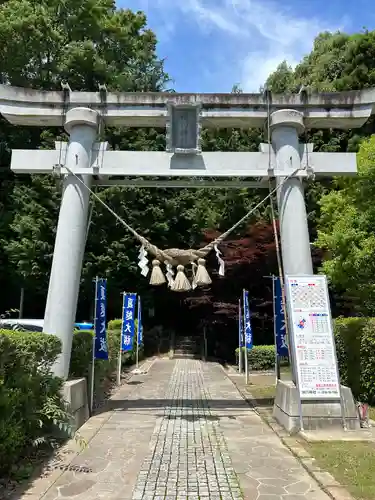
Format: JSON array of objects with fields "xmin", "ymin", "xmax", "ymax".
[
  {"xmin": 0, "ymin": 0, "xmax": 169, "ymax": 91},
  {"xmin": 235, "ymin": 345, "xmax": 277, "ymax": 370},
  {"xmin": 108, "ymin": 319, "xmax": 122, "ymax": 330},
  {"xmin": 0, "ymin": 330, "xmax": 65, "ymax": 475},
  {"xmin": 235, "ymin": 319, "xmax": 375, "ymax": 404},
  {"xmin": 316, "ymin": 136, "xmax": 375, "ymax": 314},
  {"xmin": 69, "ymin": 328, "xmax": 142, "ymax": 392},
  {"xmin": 69, "ymin": 330, "xmax": 94, "ymax": 380},
  {"xmin": 267, "ymin": 30, "xmax": 375, "ymax": 93},
  {"xmin": 0, "ymin": 0, "xmax": 171, "ymax": 311},
  {"xmin": 334, "ymin": 317, "xmax": 375, "ymax": 404}
]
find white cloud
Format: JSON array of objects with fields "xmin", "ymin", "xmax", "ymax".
[
  {"xmin": 119, "ymin": 0, "xmax": 345, "ymax": 91},
  {"xmin": 241, "ymin": 52, "xmax": 299, "ymax": 93}
]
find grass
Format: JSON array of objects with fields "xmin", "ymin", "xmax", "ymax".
[
  {"xmin": 304, "ymin": 441, "xmax": 375, "ymax": 500},
  {"xmin": 245, "ymin": 368, "xmax": 375, "ymax": 498},
  {"xmin": 246, "ymin": 384, "xmax": 276, "ymax": 402},
  {"xmin": 369, "ymin": 407, "xmax": 375, "ymax": 421}
]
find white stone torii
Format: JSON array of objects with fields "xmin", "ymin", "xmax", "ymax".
[{"xmin": 2, "ymin": 84, "xmax": 375, "ymax": 380}]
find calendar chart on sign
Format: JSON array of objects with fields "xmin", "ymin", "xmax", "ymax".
[{"xmin": 285, "ymin": 275, "xmax": 341, "ymax": 400}]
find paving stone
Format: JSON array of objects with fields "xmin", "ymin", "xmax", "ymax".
[{"xmin": 17, "ymin": 358, "xmax": 337, "ymax": 500}]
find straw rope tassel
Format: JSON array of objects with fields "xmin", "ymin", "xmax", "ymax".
[
  {"xmin": 171, "ymin": 265, "xmax": 191, "ymax": 292},
  {"xmin": 195, "ymin": 258, "xmax": 212, "ymax": 286},
  {"xmin": 149, "ymin": 259, "xmax": 166, "ymax": 285}
]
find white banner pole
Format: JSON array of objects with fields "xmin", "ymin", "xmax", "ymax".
[
  {"xmin": 90, "ymin": 276, "xmax": 98, "ymax": 414},
  {"xmin": 117, "ymin": 292, "xmax": 125, "ymax": 386}
]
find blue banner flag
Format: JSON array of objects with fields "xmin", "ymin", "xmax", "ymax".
[
  {"xmin": 274, "ymin": 277, "xmax": 289, "ymax": 357},
  {"xmin": 121, "ymin": 293, "xmax": 137, "ymax": 352},
  {"xmin": 137, "ymin": 296, "xmax": 143, "ymax": 345},
  {"xmin": 94, "ymin": 278, "xmax": 108, "ymax": 360},
  {"xmin": 243, "ymin": 290, "xmax": 253, "ymax": 350},
  {"xmin": 238, "ymin": 299, "xmax": 244, "ymax": 348}
]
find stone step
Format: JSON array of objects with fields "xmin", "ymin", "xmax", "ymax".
[
  {"xmin": 174, "ymin": 349, "xmax": 198, "ymax": 355},
  {"xmin": 173, "ymin": 353, "xmax": 199, "ymax": 359}
]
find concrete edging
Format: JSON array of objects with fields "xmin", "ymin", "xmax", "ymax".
[{"xmin": 226, "ymin": 370, "xmax": 356, "ymax": 500}]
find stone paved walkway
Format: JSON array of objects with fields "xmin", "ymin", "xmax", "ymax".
[{"xmin": 33, "ymin": 359, "xmax": 330, "ymax": 500}]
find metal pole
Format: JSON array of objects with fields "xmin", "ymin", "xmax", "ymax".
[
  {"xmin": 117, "ymin": 292, "xmax": 125, "ymax": 386},
  {"xmin": 238, "ymin": 298, "xmax": 242, "ymax": 374},
  {"xmin": 90, "ymin": 276, "xmax": 98, "ymax": 414},
  {"xmin": 245, "ymin": 347, "xmax": 249, "ymax": 385},
  {"xmin": 203, "ymin": 325, "xmax": 207, "ymax": 361},
  {"xmin": 264, "ymin": 275, "xmax": 280, "ymax": 382},
  {"xmin": 19, "ymin": 287, "xmax": 25, "ymax": 319}
]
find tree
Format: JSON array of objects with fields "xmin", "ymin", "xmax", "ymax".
[
  {"xmin": 0, "ymin": 1, "xmax": 169, "ymax": 91},
  {"xmin": 0, "ymin": 0, "xmax": 170, "ymax": 314},
  {"xmin": 316, "ymin": 136, "xmax": 375, "ymax": 315},
  {"xmin": 264, "ymin": 29, "xmax": 375, "ymax": 292},
  {"xmin": 266, "ymin": 30, "xmax": 375, "ymax": 153},
  {"xmin": 185, "ymin": 222, "xmax": 279, "ymax": 356},
  {"xmin": 265, "ymin": 61, "xmax": 294, "ymax": 94}
]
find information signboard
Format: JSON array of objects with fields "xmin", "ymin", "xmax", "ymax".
[{"xmin": 285, "ymin": 275, "xmax": 341, "ymax": 400}]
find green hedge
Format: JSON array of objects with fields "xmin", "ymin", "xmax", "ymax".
[
  {"xmin": 0, "ymin": 324, "xmax": 144, "ymax": 477},
  {"xmin": 108, "ymin": 318, "xmax": 138, "ymax": 330},
  {"xmin": 235, "ymin": 345, "xmax": 288, "ymax": 370},
  {"xmin": 0, "ymin": 330, "xmax": 63, "ymax": 475},
  {"xmin": 235, "ymin": 318, "xmax": 375, "ymax": 404},
  {"xmin": 235, "ymin": 345, "xmax": 276, "ymax": 370},
  {"xmin": 334, "ymin": 317, "xmax": 375, "ymax": 405},
  {"xmin": 69, "ymin": 328, "xmax": 143, "ymax": 387}
]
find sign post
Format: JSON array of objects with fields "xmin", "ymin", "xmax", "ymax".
[
  {"xmin": 243, "ymin": 289, "xmax": 253, "ymax": 385},
  {"xmin": 91, "ymin": 277, "xmax": 108, "ymax": 413},
  {"xmin": 285, "ymin": 275, "xmax": 346, "ymax": 431}
]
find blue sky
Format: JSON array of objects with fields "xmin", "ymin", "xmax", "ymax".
[{"xmin": 118, "ymin": 0, "xmax": 375, "ymax": 93}]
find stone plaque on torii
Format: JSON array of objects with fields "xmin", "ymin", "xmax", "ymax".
[{"xmin": 3, "ymin": 84, "xmax": 375, "ymax": 431}]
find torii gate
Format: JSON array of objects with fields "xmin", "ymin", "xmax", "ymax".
[{"xmin": 2, "ymin": 85, "xmax": 374, "ymax": 383}]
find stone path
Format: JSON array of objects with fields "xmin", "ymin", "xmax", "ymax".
[{"xmin": 26, "ymin": 359, "xmax": 331, "ymax": 500}]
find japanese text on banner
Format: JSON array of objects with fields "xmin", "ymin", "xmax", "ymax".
[
  {"xmin": 137, "ymin": 297, "xmax": 143, "ymax": 345},
  {"xmin": 243, "ymin": 290, "xmax": 253, "ymax": 350},
  {"xmin": 121, "ymin": 293, "xmax": 137, "ymax": 352},
  {"xmin": 274, "ymin": 277, "xmax": 289, "ymax": 358},
  {"xmin": 94, "ymin": 279, "xmax": 108, "ymax": 360}
]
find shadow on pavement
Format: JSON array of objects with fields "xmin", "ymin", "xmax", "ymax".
[{"xmin": 94, "ymin": 398, "xmax": 261, "ymax": 416}]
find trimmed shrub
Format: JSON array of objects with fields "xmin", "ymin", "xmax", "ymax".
[
  {"xmin": 248, "ymin": 345, "xmax": 275, "ymax": 370},
  {"xmin": 0, "ymin": 330, "xmax": 63, "ymax": 475},
  {"xmin": 235, "ymin": 345, "xmax": 278, "ymax": 370},
  {"xmin": 108, "ymin": 319, "xmax": 122, "ymax": 330},
  {"xmin": 334, "ymin": 317, "xmax": 375, "ymax": 404},
  {"xmin": 69, "ymin": 328, "xmax": 143, "ymax": 389},
  {"xmin": 108, "ymin": 318, "xmax": 138, "ymax": 331}
]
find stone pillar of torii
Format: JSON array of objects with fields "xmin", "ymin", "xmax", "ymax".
[{"xmin": 2, "ymin": 85, "xmax": 374, "ymax": 381}]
